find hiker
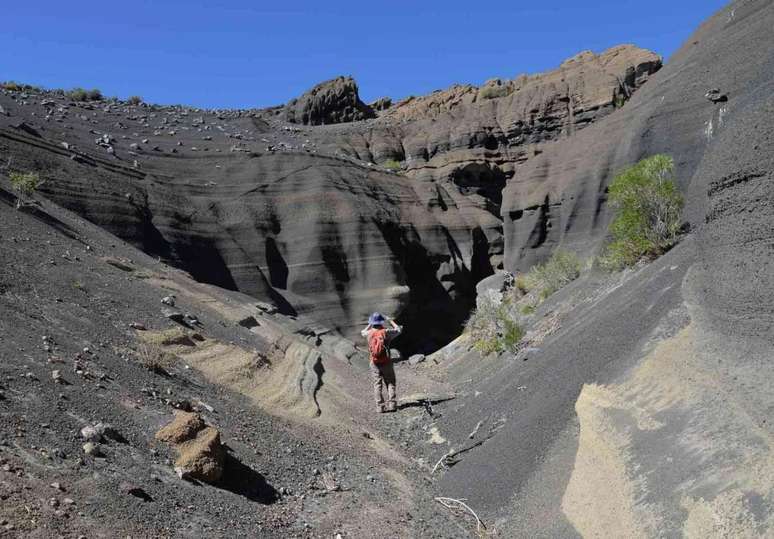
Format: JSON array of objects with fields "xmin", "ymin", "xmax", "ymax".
[{"xmin": 361, "ymin": 312, "xmax": 402, "ymax": 413}]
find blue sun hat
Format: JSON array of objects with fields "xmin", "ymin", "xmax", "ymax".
[{"xmin": 368, "ymin": 312, "xmax": 386, "ymax": 326}]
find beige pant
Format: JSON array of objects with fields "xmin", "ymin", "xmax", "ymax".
[{"xmin": 370, "ymin": 361, "xmax": 396, "ymax": 409}]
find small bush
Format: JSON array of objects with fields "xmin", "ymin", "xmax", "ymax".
[
  {"xmin": 127, "ymin": 95, "xmax": 143, "ymax": 105},
  {"xmin": 601, "ymin": 154, "xmax": 684, "ymax": 270},
  {"xmin": 135, "ymin": 343, "xmax": 176, "ymax": 374},
  {"xmin": 479, "ymin": 85, "xmax": 512, "ymax": 100},
  {"xmin": 466, "ymin": 289, "xmax": 524, "ymax": 356},
  {"xmin": 68, "ymin": 88, "xmax": 88, "ymax": 101},
  {"xmin": 382, "ymin": 159, "xmax": 402, "ymax": 171},
  {"xmin": 67, "ymin": 87, "xmax": 103, "ymax": 101},
  {"xmin": 9, "ymin": 171, "xmax": 41, "ymax": 208},
  {"xmin": 9, "ymin": 171, "xmax": 40, "ymax": 198},
  {"xmin": 1, "ymin": 81, "xmax": 45, "ymax": 93},
  {"xmin": 522, "ymin": 250, "xmax": 582, "ymax": 300}
]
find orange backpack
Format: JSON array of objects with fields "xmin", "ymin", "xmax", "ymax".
[{"xmin": 368, "ymin": 329, "xmax": 390, "ymax": 365}]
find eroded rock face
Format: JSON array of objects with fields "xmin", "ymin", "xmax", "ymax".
[
  {"xmin": 0, "ymin": 44, "xmax": 661, "ymax": 354},
  {"xmin": 284, "ymin": 76, "xmax": 375, "ymax": 125},
  {"xmin": 312, "ymin": 45, "xmax": 662, "ymax": 273}
]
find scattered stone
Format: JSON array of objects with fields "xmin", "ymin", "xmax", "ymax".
[
  {"xmin": 81, "ymin": 423, "xmax": 124, "ymax": 444},
  {"xmin": 705, "ymin": 88, "xmax": 728, "ymax": 103},
  {"xmin": 50, "ymin": 482, "xmax": 64, "ymax": 491},
  {"xmin": 119, "ymin": 482, "xmax": 153, "ymax": 502},
  {"xmin": 80, "ymin": 425, "xmax": 102, "ymax": 443},
  {"xmin": 63, "ymin": 498, "xmax": 75, "ymax": 505},
  {"xmin": 196, "ymin": 400, "xmax": 214, "ymax": 413},
  {"xmin": 408, "ymin": 354, "xmax": 426, "ymax": 366},
  {"xmin": 161, "ymin": 295, "xmax": 176, "ymax": 306},
  {"xmin": 129, "ymin": 322, "xmax": 147, "ymax": 330},
  {"xmin": 162, "ymin": 309, "xmax": 187, "ymax": 325},
  {"xmin": 256, "ymin": 301, "xmax": 278, "ymax": 314},
  {"xmin": 172, "ymin": 399, "xmax": 193, "ymax": 412},
  {"xmin": 82, "ymin": 442, "xmax": 103, "ymax": 457},
  {"xmin": 94, "ymin": 422, "xmax": 125, "ymax": 443},
  {"xmin": 51, "ymin": 370, "xmax": 65, "ymax": 384}
]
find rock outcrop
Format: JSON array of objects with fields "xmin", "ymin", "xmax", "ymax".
[
  {"xmin": 284, "ymin": 76, "xmax": 375, "ymax": 125},
  {"xmin": 309, "ymin": 45, "xmax": 662, "ymax": 272}
]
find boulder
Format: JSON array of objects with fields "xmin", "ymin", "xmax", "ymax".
[
  {"xmin": 155, "ymin": 411, "xmax": 205, "ymax": 444},
  {"xmin": 174, "ymin": 427, "xmax": 224, "ymax": 482},
  {"xmin": 155, "ymin": 412, "xmax": 224, "ymax": 483}
]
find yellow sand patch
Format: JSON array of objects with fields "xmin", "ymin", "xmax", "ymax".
[{"xmin": 562, "ymin": 323, "xmax": 774, "ymax": 537}]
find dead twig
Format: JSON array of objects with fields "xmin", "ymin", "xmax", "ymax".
[
  {"xmin": 432, "ymin": 449, "xmax": 454, "ymax": 475},
  {"xmin": 433, "ymin": 439, "xmax": 487, "ymax": 475},
  {"xmin": 435, "ymin": 496, "xmax": 486, "ymax": 534},
  {"xmin": 468, "ymin": 420, "xmax": 483, "ymax": 439}
]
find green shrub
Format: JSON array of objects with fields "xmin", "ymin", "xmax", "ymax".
[
  {"xmin": 1, "ymin": 81, "xmax": 45, "ymax": 93},
  {"xmin": 68, "ymin": 88, "xmax": 88, "ymax": 101},
  {"xmin": 522, "ymin": 250, "xmax": 582, "ymax": 300},
  {"xmin": 127, "ymin": 95, "xmax": 143, "ymax": 105},
  {"xmin": 382, "ymin": 159, "xmax": 402, "ymax": 171},
  {"xmin": 67, "ymin": 87, "xmax": 102, "ymax": 101},
  {"xmin": 479, "ymin": 85, "xmax": 512, "ymax": 100},
  {"xmin": 520, "ymin": 304, "xmax": 536, "ymax": 315},
  {"xmin": 9, "ymin": 171, "xmax": 40, "ymax": 197},
  {"xmin": 466, "ymin": 290, "xmax": 524, "ymax": 356},
  {"xmin": 1, "ymin": 81, "xmax": 21, "ymax": 91},
  {"xmin": 601, "ymin": 155, "xmax": 684, "ymax": 270}
]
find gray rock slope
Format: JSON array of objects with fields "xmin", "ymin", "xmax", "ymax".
[{"xmin": 423, "ymin": 0, "xmax": 774, "ymax": 535}]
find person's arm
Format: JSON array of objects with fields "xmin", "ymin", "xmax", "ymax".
[
  {"xmin": 360, "ymin": 324, "xmax": 371, "ymax": 338},
  {"xmin": 385, "ymin": 317, "xmax": 402, "ymax": 337}
]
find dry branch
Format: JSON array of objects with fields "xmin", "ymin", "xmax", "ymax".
[{"xmin": 434, "ymin": 496, "xmax": 486, "ymax": 533}]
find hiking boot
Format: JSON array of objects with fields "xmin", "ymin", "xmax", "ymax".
[{"xmin": 386, "ymin": 402, "xmax": 397, "ymax": 413}]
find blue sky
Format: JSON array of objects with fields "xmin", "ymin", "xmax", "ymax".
[{"xmin": 2, "ymin": 0, "xmax": 729, "ymax": 109}]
